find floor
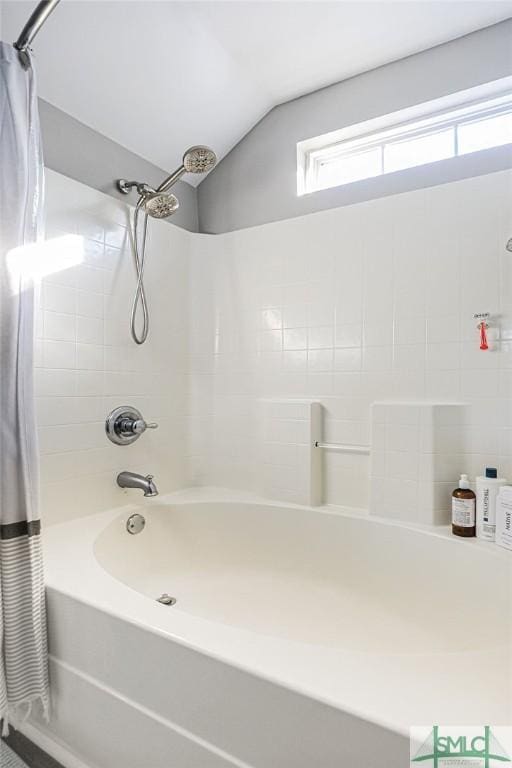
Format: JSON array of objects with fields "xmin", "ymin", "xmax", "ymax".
[
  {"xmin": 1, "ymin": 733, "xmax": 63, "ymax": 768},
  {"xmin": 0, "ymin": 742, "xmax": 29, "ymax": 768}
]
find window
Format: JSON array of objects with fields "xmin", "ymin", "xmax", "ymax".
[{"xmin": 298, "ymin": 83, "xmax": 512, "ymax": 195}]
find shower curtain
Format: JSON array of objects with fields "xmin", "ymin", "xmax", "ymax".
[{"xmin": 0, "ymin": 42, "xmax": 49, "ymax": 731}]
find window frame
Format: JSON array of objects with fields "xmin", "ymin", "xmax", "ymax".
[{"xmin": 298, "ymin": 83, "xmax": 512, "ymax": 196}]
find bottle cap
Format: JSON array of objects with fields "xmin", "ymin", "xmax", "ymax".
[
  {"xmin": 485, "ymin": 467, "xmax": 498, "ymax": 478},
  {"xmin": 459, "ymin": 474, "xmax": 470, "ymax": 489}
]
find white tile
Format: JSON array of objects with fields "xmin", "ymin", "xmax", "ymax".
[
  {"xmin": 334, "ymin": 347, "xmax": 362, "ymax": 372},
  {"xmin": 394, "ymin": 315, "xmax": 426, "ymax": 346},
  {"xmin": 77, "ymin": 290, "xmax": 104, "ymax": 318},
  {"xmin": 385, "ymin": 450, "xmax": 419, "ymax": 482},
  {"xmin": 283, "ymin": 350, "xmax": 308, "ymax": 372},
  {"xmin": 308, "ymin": 326, "xmax": 334, "ymax": 350},
  {"xmin": 460, "ymin": 369, "xmax": 499, "ymax": 399},
  {"xmin": 261, "ymin": 308, "xmax": 282, "ymax": 330},
  {"xmin": 77, "ymin": 315, "xmax": 103, "ymax": 345},
  {"xmin": 335, "ymin": 323, "xmax": 362, "ymax": 348},
  {"xmin": 35, "ymin": 368, "xmax": 75, "ymax": 397},
  {"xmin": 426, "ymin": 314, "xmax": 460, "ymax": 344},
  {"xmin": 42, "ymin": 283, "xmax": 76, "ymax": 314},
  {"xmin": 43, "ymin": 340, "xmax": 76, "ymax": 369},
  {"xmin": 307, "ymin": 349, "xmax": 333, "ymax": 372},
  {"xmin": 44, "ymin": 311, "xmax": 76, "ymax": 342},
  {"xmin": 77, "ymin": 343, "xmax": 104, "ymax": 371},
  {"xmin": 104, "ymin": 224, "xmax": 127, "ymax": 249},
  {"xmin": 363, "ymin": 320, "xmax": 393, "ymax": 347},
  {"xmin": 426, "ymin": 342, "xmax": 460, "ymax": 371},
  {"xmin": 75, "ymin": 265, "xmax": 104, "ymax": 293},
  {"xmin": 283, "ymin": 328, "xmax": 308, "ymax": 351},
  {"xmin": 75, "ymin": 370, "xmax": 104, "ymax": 397},
  {"xmin": 386, "ymin": 423, "xmax": 420, "ymax": 453},
  {"xmin": 282, "ymin": 305, "xmax": 307, "ymax": 328},
  {"xmin": 363, "ymin": 346, "xmax": 392, "ymax": 372},
  {"xmin": 393, "ymin": 344, "xmax": 425, "ymax": 371}
]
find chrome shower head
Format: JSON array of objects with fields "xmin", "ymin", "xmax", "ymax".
[
  {"xmin": 182, "ymin": 146, "xmax": 217, "ymax": 174},
  {"xmin": 142, "ymin": 191, "xmax": 179, "ymax": 219},
  {"xmin": 117, "ymin": 179, "xmax": 179, "ymax": 219},
  {"xmin": 156, "ymin": 145, "xmax": 217, "ymax": 193}
]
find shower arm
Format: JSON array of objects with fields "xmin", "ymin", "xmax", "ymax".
[
  {"xmin": 156, "ymin": 165, "xmax": 186, "ymax": 194},
  {"xmin": 14, "ymin": 0, "xmax": 61, "ymax": 68}
]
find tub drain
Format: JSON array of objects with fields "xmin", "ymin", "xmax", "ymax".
[{"xmin": 157, "ymin": 593, "xmax": 177, "ymax": 606}]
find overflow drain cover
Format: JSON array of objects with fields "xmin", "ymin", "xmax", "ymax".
[{"xmin": 157, "ymin": 594, "xmax": 177, "ymax": 606}]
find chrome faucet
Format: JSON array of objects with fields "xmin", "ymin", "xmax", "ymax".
[{"xmin": 117, "ymin": 471, "xmax": 158, "ymax": 497}]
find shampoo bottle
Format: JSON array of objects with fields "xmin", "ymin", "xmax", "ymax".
[
  {"xmin": 496, "ymin": 485, "xmax": 512, "ymax": 551},
  {"xmin": 452, "ymin": 474, "xmax": 476, "ymax": 537},
  {"xmin": 476, "ymin": 467, "xmax": 507, "ymax": 541}
]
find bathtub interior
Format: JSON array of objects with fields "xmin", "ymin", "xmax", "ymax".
[{"xmin": 93, "ymin": 500, "xmax": 511, "ymax": 655}]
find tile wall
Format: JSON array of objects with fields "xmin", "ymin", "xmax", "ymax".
[
  {"xmin": 35, "ymin": 171, "xmax": 190, "ymax": 525},
  {"xmin": 369, "ymin": 402, "xmax": 467, "ymax": 524},
  {"xmin": 35, "ymin": 168, "xmax": 512, "ymax": 523},
  {"xmin": 187, "ymin": 169, "xmax": 512, "ymax": 511}
]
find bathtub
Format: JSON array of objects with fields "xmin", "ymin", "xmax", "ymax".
[{"xmin": 23, "ymin": 488, "xmax": 511, "ymax": 768}]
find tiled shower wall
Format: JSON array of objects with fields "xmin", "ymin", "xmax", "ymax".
[
  {"xmin": 35, "ymin": 168, "xmax": 512, "ymax": 522},
  {"xmin": 36, "ymin": 171, "xmax": 190, "ymax": 525},
  {"xmin": 187, "ymin": 169, "xmax": 512, "ymax": 510}
]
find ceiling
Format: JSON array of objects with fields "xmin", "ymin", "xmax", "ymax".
[{"xmin": 2, "ymin": 1, "xmax": 512, "ymax": 185}]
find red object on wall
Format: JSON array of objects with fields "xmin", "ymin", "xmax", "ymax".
[{"xmin": 478, "ymin": 321, "xmax": 489, "ymax": 350}]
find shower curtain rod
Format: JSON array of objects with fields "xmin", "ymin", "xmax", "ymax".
[{"xmin": 14, "ymin": 0, "xmax": 61, "ymax": 67}]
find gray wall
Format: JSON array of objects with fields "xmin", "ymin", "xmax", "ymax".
[
  {"xmin": 39, "ymin": 100, "xmax": 199, "ymax": 233},
  {"xmin": 198, "ymin": 19, "xmax": 512, "ymax": 234}
]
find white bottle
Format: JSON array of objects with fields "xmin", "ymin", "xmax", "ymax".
[
  {"xmin": 496, "ymin": 486, "xmax": 512, "ymax": 551},
  {"xmin": 476, "ymin": 467, "xmax": 507, "ymax": 541}
]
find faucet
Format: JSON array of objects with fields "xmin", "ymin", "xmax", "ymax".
[{"xmin": 117, "ymin": 471, "xmax": 158, "ymax": 497}]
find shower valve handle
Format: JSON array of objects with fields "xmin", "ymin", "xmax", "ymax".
[{"xmin": 132, "ymin": 419, "xmax": 158, "ymax": 434}]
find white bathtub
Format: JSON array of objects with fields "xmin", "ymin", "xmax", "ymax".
[{"xmin": 25, "ymin": 488, "xmax": 512, "ymax": 768}]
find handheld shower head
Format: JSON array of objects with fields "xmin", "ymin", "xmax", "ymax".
[{"xmin": 142, "ymin": 191, "xmax": 179, "ymax": 219}]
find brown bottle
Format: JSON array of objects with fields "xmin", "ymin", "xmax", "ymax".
[{"xmin": 452, "ymin": 474, "xmax": 476, "ymax": 537}]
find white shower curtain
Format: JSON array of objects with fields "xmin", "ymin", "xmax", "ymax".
[{"xmin": 0, "ymin": 42, "xmax": 49, "ymax": 731}]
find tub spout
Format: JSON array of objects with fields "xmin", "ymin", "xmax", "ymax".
[{"xmin": 117, "ymin": 471, "xmax": 158, "ymax": 497}]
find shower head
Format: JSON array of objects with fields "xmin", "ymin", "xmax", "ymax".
[
  {"xmin": 157, "ymin": 145, "xmax": 217, "ymax": 193},
  {"xmin": 182, "ymin": 146, "xmax": 217, "ymax": 174},
  {"xmin": 117, "ymin": 180, "xmax": 179, "ymax": 219},
  {"xmin": 141, "ymin": 191, "xmax": 179, "ymax": 219},
  {"xmin": 117, "ymin": 144, "xmax": 216, "ymax": 215}
]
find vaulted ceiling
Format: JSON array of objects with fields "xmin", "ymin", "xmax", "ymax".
[{"xmin": 2, "ymin": 1, "xmax": 512, "ymax": 184}]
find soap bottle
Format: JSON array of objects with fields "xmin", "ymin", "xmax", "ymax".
[
  {"xmin": 476, "ymin": 467, "xmax": 507, "ymax": 541},
  {"xmin": 452, "ymin": 474, "xmax": 476, "ymax": 537}
]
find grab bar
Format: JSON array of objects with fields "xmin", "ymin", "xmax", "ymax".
[{"xmin": 314, "ymin": 441, "xmax": 370, "ymax": 455}]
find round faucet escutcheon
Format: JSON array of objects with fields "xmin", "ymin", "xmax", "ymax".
[{"xmin": 106, "ymin": 406, "xmax": 158, "ymax": 445}]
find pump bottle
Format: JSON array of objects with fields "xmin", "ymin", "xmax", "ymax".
[{"xmin": 452, "ymin": 474, "xmax": 476, "ymax": 537}]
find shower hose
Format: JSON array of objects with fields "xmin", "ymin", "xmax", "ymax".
[{"xmin": 130, "ymin": 199, "xmax": 149, "ymax": 345}]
